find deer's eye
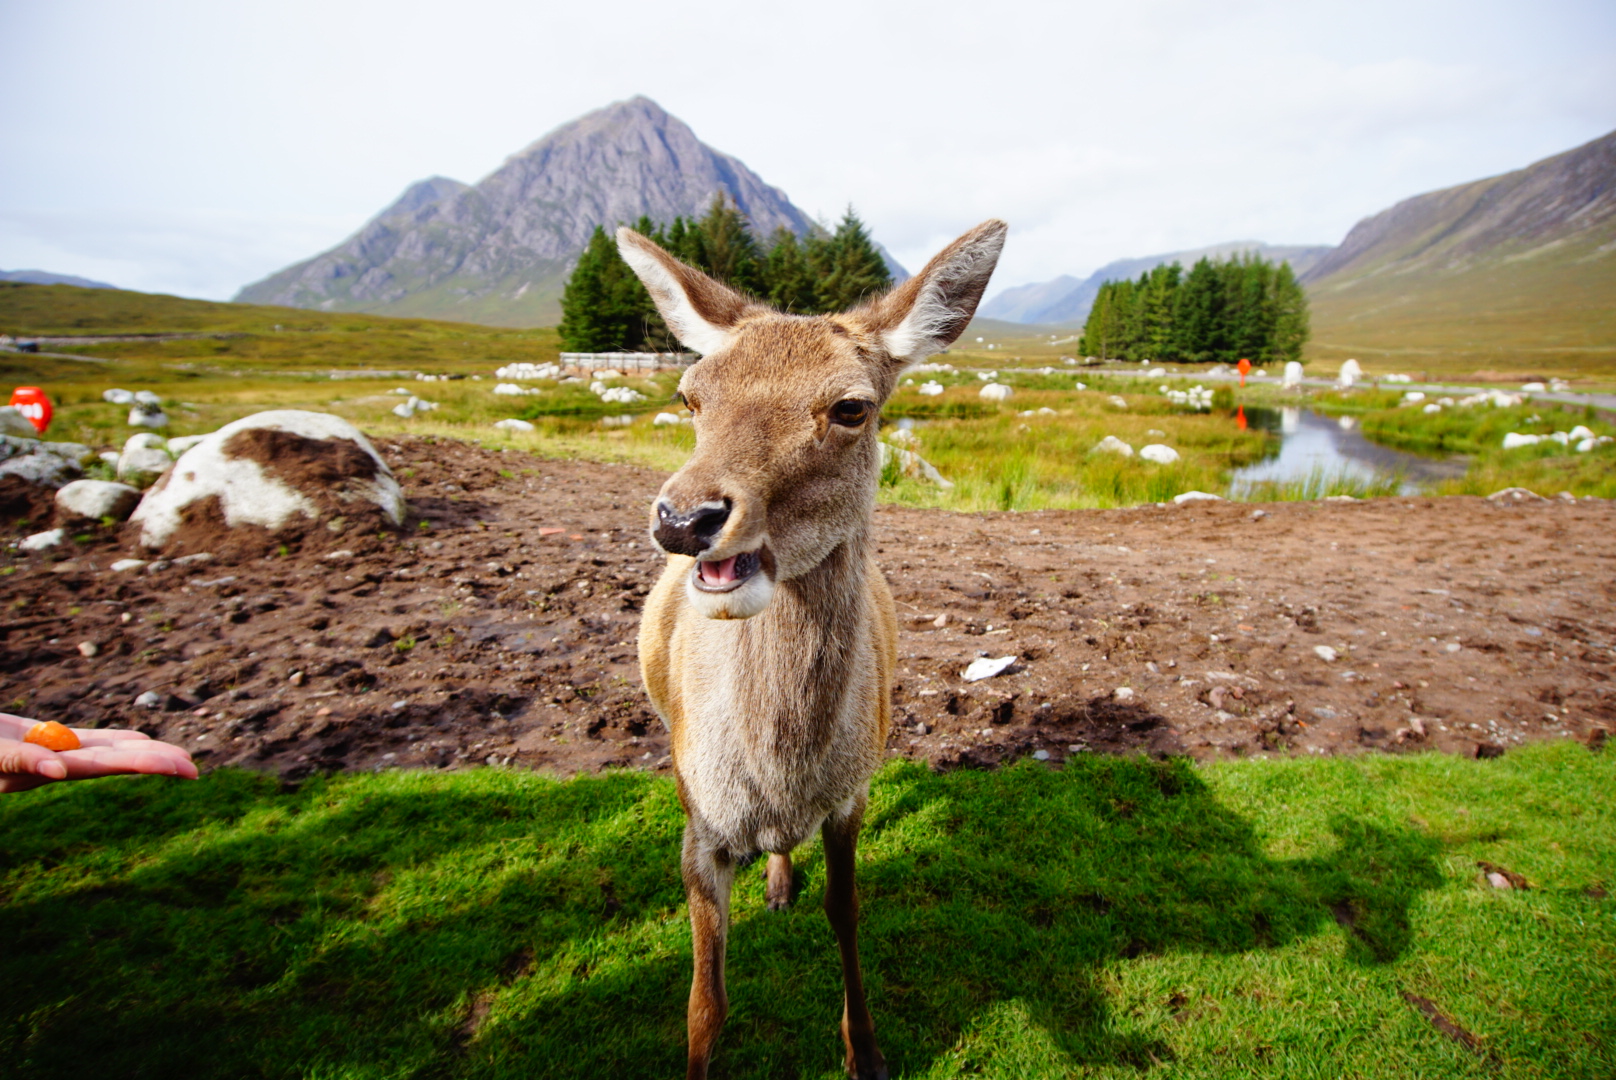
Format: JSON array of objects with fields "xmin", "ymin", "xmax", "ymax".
[{"xmin": 830, "ymin": 399, "xmax": 872, "ymax": 427}]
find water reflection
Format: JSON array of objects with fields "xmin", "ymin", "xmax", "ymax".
[{"xmin": 1230, "ymin": 407, "xmax": 1464, "ymax": 495}]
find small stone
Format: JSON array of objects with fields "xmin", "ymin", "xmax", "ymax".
[
  {"xmin": 933, "ymin": 613, "xmax": 948, "ymax": 628},
  {"xmin": 288, "ymin": 670, "xmax": 305, "ymax": 686},
  {"xmin": 110, "ymin": 558, "xmax": 147, "ymax": 572},
  {"xmin": 961, "ymin": 656, "xmax": 1017, "ymax": 682},
  {"xmin": 134, "ymin": 690, "xmax": 162, "ymax": 708},
  {"xmin": 77, "ymin": 641, "xmax": 99, "ymax": 658},
  {"xmin": 1250, "ymin": 509, "xmax": 1267, "ymax": 520},
  {"xmin": 915, "ymin": 722, "xmax": 930, "ymax": 735},
  {"xmin": 323, "ymin": 549, "xmax": 355, "ymax": 560},
  {"xmin": 315, "ymin": 707, "xmax": 332, "ymax": 717},
  {"xmin": 1173, "ymin": 491, "xmax": 1223, "ymax": 505},
  {"xmin": 390, "ymin": 700, "xmax": 408, "ymax": 710},
  {"xmin": 120, "ymin": 611, "xmax": 134, "ymax": 623},
  {"xmin": 1032, "ymin": 749, "xmax": 1051, "ymax": 761},
  {"xmin": 1068, "ymin": 744, "xmax": 1085, "ymax": 753},
  {"xmin": 1487, "ymin": 872, "xmax": 1512, "ymax": 890},
  {"xmin": 1445, "ymin": 642, "xmax": 1462, "ymax": 653},
  {"xmin": 55, "ymin": 479, "xmax": 143, "ymax": 522},
  {"xmin": 20, "ymin": 528, "xmax": 65, "ymax": 552},
  {"xmin": 172, "ymin": 552, "xmax": 214, "ymax": 566},
  {"xmin": 1314, "ymin": 645, "xmax": 1338, "ymax": 662},
  {"xmin": 1408, "ymin": 716, "xmax": 1426, "ymax": 737},
  {"xmin": 1114, "ymin": 686, "xmax": 1135, "ymax": 703}
]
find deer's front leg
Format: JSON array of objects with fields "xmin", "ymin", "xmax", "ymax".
[
  {"xmin": 822, "ymin": 795, "xmax": 887, "ymax": 1080},
  {"xmin": 682, "ymin": 825, "xmax": 736, "ymax": 1080}
]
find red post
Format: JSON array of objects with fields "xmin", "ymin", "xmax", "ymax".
[{"xmin": 9, "ymin": 387, "xmax": 52, "ymax": 435}]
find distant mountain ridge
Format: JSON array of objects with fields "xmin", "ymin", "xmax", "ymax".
[
  {"xmin": 1303, "ymin": 127, "xmax": 1616, "ymax": 372},
  {"xmin": 982, "ymin": 242, "xmax": 1332, "ymax": 326},
  {"xmin": 237, "ymin": 97, "xmax": 902, "ymax": 327},
  {"xmin": 1, "ymin": 269, "xmax": 120, "ymax": 290}
]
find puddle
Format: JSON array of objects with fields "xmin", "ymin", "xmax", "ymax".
[{"xmin": 1229, "ymin": 407, "xmax": 1466, "ymax": 496}]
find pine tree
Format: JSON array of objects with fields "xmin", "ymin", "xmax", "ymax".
[
  {"xmin": 763, "ymin": 226, "xmax": 816, "ymax": 312},
  {"xmin": 694, "ymin": 193, "xmax": 764, "ymax": 295},
  {"xmin": 1138, "ymin": 263, "xmax": 1180, "ymax": 360},
  {"xmin": 1270, "ymin": 261, "xmax": 1310, "ymax": 364},
  {"xmin": 812, "ymin": 207, "xmax": 892, "ymax": 312},
  {"xmin": 1172, "ymin": 258, "xmax": 1223, "ymax": 364}
]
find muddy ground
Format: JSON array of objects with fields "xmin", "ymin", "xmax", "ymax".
[{"xmin": 3, "ymin": 436, "xmax": 1612, "ymax": 778}]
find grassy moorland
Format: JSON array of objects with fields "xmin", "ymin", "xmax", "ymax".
[
  {"xmin": 2, "ymin": 743, "xmax": 1611, "ymax": 1079},
  {"xmin": 4, "ymin": 283, "xmax": 1615, "ymax": 509}
]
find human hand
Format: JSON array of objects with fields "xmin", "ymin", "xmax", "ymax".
[{"xmin": 0, "ymin": 712, "xmax": 199, "ymax": 794}]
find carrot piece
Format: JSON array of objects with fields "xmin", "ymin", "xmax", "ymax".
[{"xmin": 24, "ymin": 721, "xmax": 81, "ymax": 752}]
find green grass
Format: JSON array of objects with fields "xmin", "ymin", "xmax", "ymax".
[{"xmin": 3, "ymin": 743, "xmax": 1612, "ymax": 1078}]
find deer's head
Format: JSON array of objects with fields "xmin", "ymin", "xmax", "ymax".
[{"xmin": 619, "ymin": 219, "xmax": 1005, "ymax": 619}]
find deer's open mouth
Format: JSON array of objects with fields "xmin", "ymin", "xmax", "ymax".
[{"xmin": 692, "ymin": 548, "xmax": 763, "ymax": 593}]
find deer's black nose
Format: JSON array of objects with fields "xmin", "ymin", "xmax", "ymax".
[{"xmin": 654, "ymin": 499, "xmax": 731, "ymax": 556}]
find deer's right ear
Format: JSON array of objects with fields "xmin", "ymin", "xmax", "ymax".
[
  {"xmin": 616, "ymin": 228, "xmax": 756, "ymax": 355},
  {"xmin": 865, "ymin": 219, "xmax": 1007, "ymax": 365}
]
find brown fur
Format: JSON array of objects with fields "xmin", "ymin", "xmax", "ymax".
[{"xmin": 624, "ymin": 219, "xmax": 1006, "ymax": 1080}]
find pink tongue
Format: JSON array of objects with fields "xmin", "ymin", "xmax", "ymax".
[{"xmin": 700, "ymin": 556, "xmax": 739, "ymax": 586}]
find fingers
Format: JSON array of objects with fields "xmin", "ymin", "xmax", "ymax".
[
  {"xmin": 56, "ymin": 745, "xmax": 200, "ymax": 780},
  {"xmin": 0, "ymin": 738, "xmax": 70, "ymax": 782}
]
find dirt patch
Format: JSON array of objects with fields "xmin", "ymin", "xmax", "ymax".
[
  {"xmin": 3, "ymin": 435, "xmax": 1613, "ymax": 778},
  {"xmin": 221, "ymin": 427, "xmax": 382, "ymax": 486}
]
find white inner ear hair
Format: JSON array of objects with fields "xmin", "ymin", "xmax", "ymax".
[{"xmin": 616, "ymin": 232, "xmax": 732, "ymax": 356}]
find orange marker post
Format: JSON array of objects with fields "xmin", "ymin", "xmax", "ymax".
[
  {"xmin": 1236, "ymin": 358, "xmax": 1251, "ymax": 388},
  {"xmin": 10, "ymin": 387, "xmax": 52, "ymax": 435}
]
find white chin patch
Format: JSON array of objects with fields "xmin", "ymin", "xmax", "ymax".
[{"xmin": 686, "ymin": 569, "xmax": 775, "ymax": 620}]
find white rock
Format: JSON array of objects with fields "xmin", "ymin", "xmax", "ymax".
[
  {"xmin": 592, "ymin": 369, "xmax": 624, "ymax": 380},
  {"xmin": 102, "ymin": 388, "xmax": 136, "ymax": 404},
  {"xmin": 1114, "ymin": 686, "xmax": 1135, "ymax": 703},
  {"xmin": 0, "ymin": 452, "xmax": 80, "ymax": 487},
  {"xmin": 1521, "ymin": 382, "xmax": 1546, "ymax": 392},
  {"xmin": 1486, "ymin": 487, "xmax": 1546, "ymax": 502},
  {"xmin": 129, "ymin": 406, "xmax": 168, "ymax": 428},
  {"xmin": 493, "ymin": 383, "xmax": 528, "ymax": 396},
  {"xmin": 55, "ymin": 480, "xmax": 143, "ymax": 521},
  {"xmin": 1173, "ymin": 491, "xmax": 1222, "ymax": 504},
  {"xmin": 129, "ymin": 409, "xmax": 406, "ymax": 550},
  {"xmin": 118, "ymin": 446, "xmax": 174, "ymax": 488},
  {"xmin": 134, "ymin": 390, "xmax": 162, "ymax": 406},
  {"xmin": 1282, "ymin": 361, "xmax": 1304, "ymax": 388},
  {"xmin": 1337, "ymin": 359, "xmax": 1362, "ymax": 388},
  {"xmin": 1502, "ymin": 432, "xmax": 1541, "ymax": 449},
  {"xmin": 1092, "ymin": 435, "xmax": 1134, "ymax": 457},
  {"xmin": 885, "ymin": 427, "xmax": 919, "ymax": 447},
  {"xmin": 918, "ymin": 381, "xmax": 945, "ymax": 396},
  {"xmin": 40, "ymin": 442, "xmax": 94, "ymax": 466},
  {"xmin": 19, "ymin": 528, "xmax": 65, "ymax": 552},
  {"xmin": 879, "ymin": 443, "xmax": 954, "ymax": 488},
  {"xmin": 78, "ymin": 641, "xmax": 99, "ymax": 658},
  {"xmin": 134, "ymin": 691, "xmax": 162, "ymax": 708},
  {"xmin": 493, "ymin": 418, "xmax": 535, "ymax": 432},
  {"xmin": 1577, "ymin": 436, "xmax": 1612, "ymax": 452},
  {"xmin": 166, "ymin": 435, "xmax": 208, "ymax": 456},
  {"xmin": 962, "ymin": 655, "xmax": 1017, "ymax": 681},
  {"xmin": 653, "ymin": 412, "xmax": 682, "ymax": 426},
  {"xmin": 110, "ymin": 558, "xmax": 147, "ymax": 572},
  {"xmin": 1073, "ymin": 382, "xmax": 1087, "ymax": 391},
  {"xmin": 99, "ymin": 451, "xmax": 120, "ymax": 466},
  {"xmin": 1423, "ymin": 403, "xmax": 1442, "ymax": 414},
  {"xmin": 392, "ymin": 401, "xmax": 416, "ymax": 418},
  {"xmin": 1313, "ymin": 645, "xmax": 1338, "ymax": 662},
  {"xmin": 1139, "ymin": 444, "xmax": 1179, "ymax": 464},
  {"xmin": 0, "ymin": 406, "xmax": 40, "ymax": 439},
  {"xmin": 125, "ymin": 433, "xmax": 167, "ymax": 454},
  {"xmin": 1146, "ymin": 367, "xmax": 1166, "ymax": 377},
  {"xmin": 1032, "ymin": 749, "xmax": 1051, "ymax": 761},
  {"xmin": 1569, "ymin": 426, "xmax": 1594, "ymax": 441},
  {"xmin": 1107, "ymin": 395, "xmax": 1129, "ymax": 408},
  {"xmin": 979, "ymin": 383, "xmax": 1013, "ymax": 401},
  {"xmin": 600, "ymin": 386, "xmax": 646, "ymax": 404},
  {"xmin": 1403, "ymin": 391, "xmax": 1425, "ymax": 403}
]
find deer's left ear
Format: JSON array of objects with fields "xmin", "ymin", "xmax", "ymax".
[
  {"xmin": 861, "ymin": 220, "xmax": 1007, "ymax": 365},
  {"xmin": 616, "ymin": 228, "xmax": 761, "ymax": 356}
]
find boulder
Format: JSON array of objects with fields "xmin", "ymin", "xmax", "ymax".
[
  {"xmin": 0, "ymin": 450, "xmax": 80, "ymax": 488},
  {"xmin": 1092, "ymin": 435, "xmax": 1134, "ymax": 457},
  {"xmin": 0, "ymin": 435, "xmax": 40, "ymax": 462},
  {"xmin": 1139, "ymin": 444, "xmax": 1179, "ymax": 464},
  {"xmin": 134, "ymin": 390, "xmax": 162, "ymax": 406},
  {"xmin": 102, "ymin": 388, "xmax": 136, "ymax": 404},
  {"xmin": 979, "ymin": 383, "xmax": 1013, "ymax": 401},
  {"xmin": 41, "ymin": 442, "xmax": 95, "ymax": 465},
  {"xmin": 55, "ymin": 480, "xmax": 143, "ymax": 522},
  {"xmin": 129, "ymin": 405, "xmax": 169, "ymax": 428},
  {"xmin": 118, "ymin": 434, "xmax": 174, "ymax": 488},
  {"xmin": 493, "ymin": 418, "xmax": 535, "ymax": 432},
  {"xmin": 0, "ymin": 406, "xmax": 40, "ymax": 439},
  {"xmin": 128, "ymin": 409, "xmax": 407, "ymax": 553},
  {"xmin": 167, "ymin": 434, "xmax": 208, "ymax": 455}
]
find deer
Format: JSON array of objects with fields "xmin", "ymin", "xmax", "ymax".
[{"xmin": 619, "ymin": 218, "xmax": 1006, "ymax": 1080}]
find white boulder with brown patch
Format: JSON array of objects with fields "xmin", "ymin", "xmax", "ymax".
[{"xmin": 129, "ymin": 410, "xmax": 406, "ymax": 551}]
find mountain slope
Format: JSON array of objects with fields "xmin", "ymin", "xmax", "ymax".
[
  {"xmin": 1, "ymin": 269, "xmax": 120, "ymax": 290},
  {"xmin": 1303, "ymin": 129, "xmax": 1616, "ymax": 375},
  {"xmin": 236, "ymin": 97, "xmax": 883, "ymax": 328},
  {"xmin": 983, "ymin": 242, "xmax": 1331, "ymax": 326}
]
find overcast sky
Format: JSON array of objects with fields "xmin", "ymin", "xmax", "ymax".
[{"xmin": 1, "ymin": 0, "xmax": 1612, "ymax": 303}]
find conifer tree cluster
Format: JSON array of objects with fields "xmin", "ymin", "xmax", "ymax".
[
  {"xmin": 558, "ymin": 196, "xmax": 892, "ymax": 351},
  {"xmin": 1077, "ymin": 255, "xmax": 1309, "ymax": 365}
]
